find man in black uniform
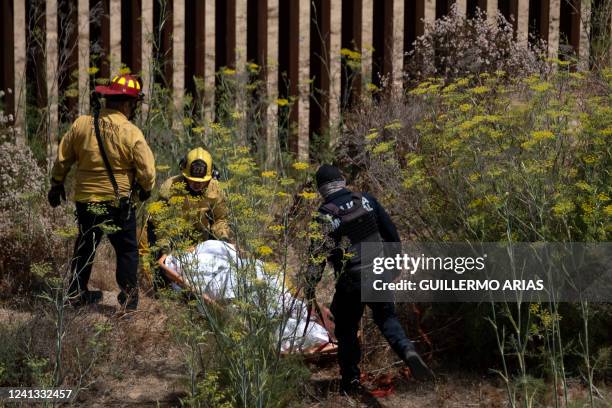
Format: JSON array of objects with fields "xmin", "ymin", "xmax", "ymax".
[{"xmin": 305, "ymin": 165, "xmax": 433, "ymax": 394}]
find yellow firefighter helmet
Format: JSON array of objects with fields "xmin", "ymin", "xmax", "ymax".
[{"xmin": 180, "ymin": 147, "xmax": 213, "ymax": 182}]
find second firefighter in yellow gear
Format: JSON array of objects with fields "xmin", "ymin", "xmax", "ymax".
[
  {"xmin": 146, "ymin": 148, "xmax": 230, "ymax": 289},
  {"xmin": 158, "ymin": 147, "xmax": 230, "ymax": 242}
]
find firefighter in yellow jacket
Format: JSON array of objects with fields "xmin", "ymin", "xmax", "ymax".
[
  {"xmin": 48, "ymin": 73, "xmax": 156, "ymax": 311},
  {"xmin": 148, "ymin": 147, "xmax": 230, "ymax": 289}
]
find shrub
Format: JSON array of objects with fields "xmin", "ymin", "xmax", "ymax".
[
  {"xmin": 405, "ymin": 6, "xmax": 548, "ymax": 85},
  {"xmin": 0, "ymin": 135, "xmax": 73, "ymax": 296},
  {"xmin": 146, "ymin": 86, "xmax": 314, "ymax": 407},
  {"xmin": 400, "ymin": 70, "xmax": 610, "ymax": 242},
  {"xmin": 338, "ymin": 67, "xmax": 611, "ymax": 405}
]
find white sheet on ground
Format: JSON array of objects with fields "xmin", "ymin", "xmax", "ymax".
[{"xmin": 164, "ymin": 240, "xmax": 330, "ymax": 352}]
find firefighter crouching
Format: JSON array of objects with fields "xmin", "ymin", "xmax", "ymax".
[
  {"xmin": 48, "ymin": 73, "xmax": 156, "ymax": 311},
  {"xmin": 305, "ymin": 165, "xmax": 434, "ymax": 395},
  {"xmin": 147, "ymin": 147, "xmax": 230, "ymax": 290}
]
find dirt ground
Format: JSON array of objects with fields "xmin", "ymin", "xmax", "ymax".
[
  {"xmin": 2, "ymin": 293, "xmax": 610, "ymax": 407},
  {"xmin": 1, "ymin": 244, "xmax": 610, "ymax": 407}
]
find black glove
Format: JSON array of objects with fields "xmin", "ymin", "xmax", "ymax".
[
  {"xmin": 138, "ymin": 188, "xmax": 151, "ymax": 202},
  {"xmin": 48, "ymin": 184, "xmax": 66, "ymax": 208},
  {"xmin": 133, "ymin": 183, "xmax": 151, "ymax": 202}
]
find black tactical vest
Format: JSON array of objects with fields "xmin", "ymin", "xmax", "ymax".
[{"xmin": 321, "ymin": 192, "xmax": 382, "ymax": 245}]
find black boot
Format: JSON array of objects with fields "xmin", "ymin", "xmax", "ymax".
[
  {"xmin": 402, "ymin": 349, "xmax": 435, "ymax": 381},
  {"xmin": 117, "ymin": 289, "xmax": 138, "ymax": 311},
  {"xmin": 69, "ymin": 290, "xmax": 103, "ymax": 307}
]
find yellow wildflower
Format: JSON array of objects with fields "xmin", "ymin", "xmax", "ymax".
[
  {"xmin": 257, "ymin": 245, "xmax": 273, "ymax": 256},
  {"xmin": 147, "ymin": 201, "xmax": 166, "ymax": 215},
  {"xmin": 569, "ymin": 72, "xmax": 585, "ymax": 80},
  {"xmin": 261, "ymin": 171, "xmax": 277, "ymax": 178},
  {"xmin": 384, "ymin": 121, "xmax": 402, "ymax": 130},
  {"xmin": 56, "ymin": 226, "xmax": 79, "ymax": 239},
  {"xmin": 64, "ymin": 89, "xmax": 79, "ymax": 98},
  {"xmin": 552, "ymin": 199, "xmax": 575, "ymax": 217},
  {"xmin": 468, "ymin": 173, "xmax": 480, "ymax": 182},
  {"xmin": 156, "ymin": 164, "xmax": 170, "ymax": 172},
  {"xmin": 531, "ymin": 130, "xmax": 555, "ymax": 141},
  {"xmin": 405, "ymin": 153, "xmax": 423, "ymax": 167},
  {"xmin": 168, "ymin": 196, "xmax": 185, "ymax": 206},
  {"xmin": 276, "ymin": 98, "xmax": 289, "ymax": 107},
  {"xmin": 581, "ymin": 203, "xmax": 594, "ymax": 215},
  {"xmin": 264, "ymin": 262, "xmax": 280, "ymax": 273},
  {"xmin": 366, "ymin": 131, "xmax": 379, "ymax": 141},
  {"xmin": 268, "ymin": 225, "xmax": 285, "ymax": 233},
  {"xmin": 469, "ymin": 86, "xmax": 490, "ymax": 94},
  {"xmin": 443, "ymin": 83, "xmax": 458, "ymax": 93},
  {"xmin": 340, "ymin": 48, "xmax": 361, "ymax": 60},
  {"xmin": 88, "ymin": 66, "xmax": 99, "ymax": 75},
  {"xmin": 210, "ymin": 122, "xmax": 224, "ymax": 132},
  {"xmin": 298, "ymin": 191, "xmax": 318, "ymax": 200},
  {"xmin": 292, "ymin": 162, "xmax": 309, "ymax": 171},
  {"xmin": 575, "ymin": 181, "xmax": 592, "ymax": 192},
  {"xmin": 468, "ymin": 198, "xmax": 483, "ymax": 209},
  {"xmin": 222, "ymin": 67, "xmax": 236, "ymax": 76},
  {"xmin": 231, "ymin": 111, "xmax": 244, "ymax": 120},
  {"xmin": 372, "ymin": 141, "xmax": 393, "ymax": 155}
]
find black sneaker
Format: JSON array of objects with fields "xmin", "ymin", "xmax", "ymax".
[
  {"xmin": 402, "ymin": 349, "xmax": 435, "ymax": 381},
  {"xmin": 69, "ymin": 290, "xmax": 103, "ymax": 307}
]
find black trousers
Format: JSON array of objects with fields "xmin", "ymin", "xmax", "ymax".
[
  {"xmin": 330, "ymin": 282, "xmax": 415, "ymax": 385},
  {"xmin": 69, "ymin": 202, "xmax": 139, "ymax": 304}
]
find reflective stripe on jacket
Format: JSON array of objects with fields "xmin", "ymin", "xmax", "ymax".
[{"xmin": 51, "ymin": 109, "xmax": 156, "ymax": 202}]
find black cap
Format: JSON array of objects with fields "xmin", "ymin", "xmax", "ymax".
[{"xmin": 315, "ymin": 164, "xmax": 344, "ymax": 188}]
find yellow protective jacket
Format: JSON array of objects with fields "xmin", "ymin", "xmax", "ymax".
[
  {"xmin": 158, "ymin": 175, "xmax": 231, "ymax": 241},
  {"xmin": 51, "ymin": 109, "xmax": 156, "ymax": 203}
]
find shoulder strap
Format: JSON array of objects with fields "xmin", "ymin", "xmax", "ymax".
[
  {"xmin": 321, "ymin": 202, "xmax": 341, "ymax": 216},
  {"xmin": 321, "ymin": 192, "xmax": 364, "ymax": 216},
  {"xmin": 93, "ymin": 110, "xmax": 120, "ymax": 200}
]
